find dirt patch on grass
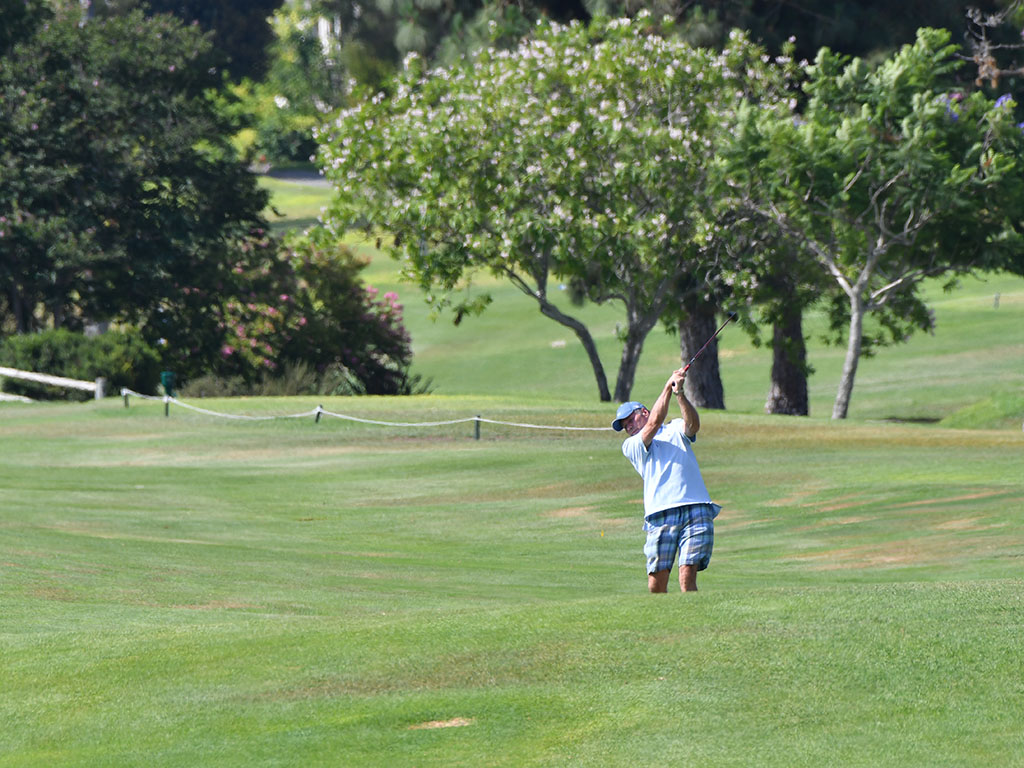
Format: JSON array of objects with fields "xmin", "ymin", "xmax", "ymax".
[
  {"xmin": 765, "ymin": 488, "xmax": 868, "ymax": 511},
  {"xmin": 765, "ymin": 490, "xmax": 817, "ymax": 508},
  {"xmin": 716, "ymin": 507, "xmax": 776, "ymax": 530},
  {"xmin": 811, "ymin": 501, "xmax": 868, "ymax": 514},
  {"xmin": 791, "ymin": 533, "xmax": 1000, "ymax": 571},
  {"xmin": 42, "ymin": 522, "xmax": 217, "ymax": 546},
  {"xmin": 937, "ymin": 517, "xmax": 982, "ymax": 531},
  {"xmin": 31, "ymin": 586, "xmax": 77, "ymax": 602},
  {"xmin": 545, "ymin": 506, "xmax": 595, "ymax": 518},
  {"xmin": 409, "ymin": 717, "xmax": 476, "ymax": 730},
  {"xmin": 935, "ymin": 517, "xmax": 1005, "ymax": 531},
  {"xmin": 541, "ymin": 505, "xmax": 632, "ymax": 530}
]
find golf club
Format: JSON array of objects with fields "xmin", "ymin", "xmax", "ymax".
[{"xmin": 674, "ymin": 312, "xmax": 737, "ymax": 389}]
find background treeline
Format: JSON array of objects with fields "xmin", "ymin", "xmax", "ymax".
[
  {"xmin": 318, "ymin": 6, "xmax": 1024, "ymax": 416},
  {"xmin": 1, "ymin": 0, "xmax": 1022, "ymax": 408}
]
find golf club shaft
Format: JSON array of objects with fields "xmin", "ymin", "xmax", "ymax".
[{"xmin": 682, "ymin": 312, "xmax": 736, "ymax": 374}]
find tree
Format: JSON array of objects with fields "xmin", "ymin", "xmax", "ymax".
[
  {"xmin": 615, "ymin": 0, "xmax": 1011, "ymax": 61},
  {"xmin": 658, "ymin": 32, "xmax": 801, "ymax": 411},
  {"xmin": 708, "ymin": 206, "xmax": 826, "ymax": 415},
  {"xmin": 87, "ymin": 0, "xmax": 285, "ymax": 81},
  {"xmin": 319, "ymin": 14, "xmax": 767, "ymax": 402},
  {"xmin": 0, "ymin": 0, "xmax": 51, "ymax": 55},
  {"xmin": 961, "ymin": 0, "xmax": 1024, "ymax": 90},
  {"xmin": 228, "ymin": 5, "xmax": 345, "ymax": 164},
  {"xmin": 0, "ymin": 7, "xmax": 421, "ymax": 395},
  {"xmin": 725, "ymin": 28, "xmax": 1024, "ymax": 418},
  {"xmin": 0, "ymin": 10, "xmax": 268, "ymax": 335},
  {"xmin": 313, "ymin": 0, "xmax": 589, "ymax": 68}
]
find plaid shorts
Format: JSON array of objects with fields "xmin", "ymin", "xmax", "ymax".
[{"xmin": 643, "ymin": 503, "xmax": 720, "ymax": 575}]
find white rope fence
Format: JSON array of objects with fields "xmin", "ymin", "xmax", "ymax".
[
  {"xmin": 119, "ymin": 388, "xmax": 609, "ymax": 435},
  {"xmin": 0, "ymin": 366, "xmax": 106, "ymax": 399}
]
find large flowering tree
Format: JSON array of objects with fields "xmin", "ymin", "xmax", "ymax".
[{"xmin": 318, "ymin": 13, "xmax": 781, "ymax": 401}]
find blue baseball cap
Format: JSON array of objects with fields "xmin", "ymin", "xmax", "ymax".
[{"xmin": 611, "ymin": 401, "xmax": 645, "ymax": 431}]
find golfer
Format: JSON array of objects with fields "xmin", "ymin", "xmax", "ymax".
[{"xmin": 612, "ymin": 367, "xmax": 721, "ymax": 593}]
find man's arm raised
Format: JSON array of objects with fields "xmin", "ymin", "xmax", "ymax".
[
  {"xmin": 639, "ymin": 369, "xmax": 685, "ymax": 448},
  {"xmin": 675, "ymin": 378, "xmax": 700, "ymax": 440}
]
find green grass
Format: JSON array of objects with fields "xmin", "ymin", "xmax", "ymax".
[
  {"xmin": 5, "ymin": 176, "xmax": 1021, "ymax": 766},
  {"xmin": 2, "ymin": 401, "xmax": 1023, "ymax": 766},
  {"xmin": 258, "ymin": 175, "xmax": 329, "ymax": 233}
]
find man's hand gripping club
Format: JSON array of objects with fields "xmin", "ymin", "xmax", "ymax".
[{"xmin": 638, "ymin": 368, "xmax": 699, "ymax": 448}]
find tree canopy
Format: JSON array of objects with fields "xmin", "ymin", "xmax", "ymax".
[
  {"xmin": 319, "ymin": 14, "xmax": 788, "ymax": 402},
  {"xmin": 0, "ymin": 9, "xmax": 268, "ymax": 337},
  {"xmin": 0, "ymin": 9, "xmax": 418, "ymax": 394},
  {"xmin": 668, "ymin": 0, "xmax": 1011, "ymax": 61},
  {"xmin": 87, "ymin": 0, "xmax": 285, "ymax": 80},
  {"xmin": 0, "ymin": 0, "xmax": 51, "ymax": 55}
]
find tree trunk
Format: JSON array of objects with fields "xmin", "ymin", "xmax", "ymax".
[
  {"xmin": 537, "ymin": 297, "xmax": 612, "ymax": 402},
  {"xmin": 765, "ymin": 304, "xmax": 808, "ymax": 416},
  {"xmin": 10, "ymin": 287, "xmax": 31, "ymax": 334},
  {"xmin": 832, "ymin": 295, "xmax": 865, "ymax": 419},
  {"xmin": 613, "ymin": 328, "xmax": 646, "ymax": 402},
  {"xmin": 678, "ymin": 308, "xmax": 725, "ymax": 409},
  {"xmin": 611, "ymin": 297, "xmax": 668, "ymax": 402}
]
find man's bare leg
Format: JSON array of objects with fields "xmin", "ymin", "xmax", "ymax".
[
  {"xmin": 679, "ymin": 565, "xmax": 698, "ymax": 592},
  {"xmin": 648, "ymin": 569, "xmax": 670, "ymax": 593}
]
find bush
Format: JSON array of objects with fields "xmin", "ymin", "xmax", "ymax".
[
  {"xmin": 176, "ymin": 373, "xmax": 250, "ymax": 399},
  {"xmin": 207, "ymin": 230, "xmax": 420, "ymax": 395},
  {"xmin": 140, "ymin": 228, "xmax": 425, "ymax": 396},
  {"xmin": 176, "ymin": 362, "xmax": 432, "ymax": 398},
  {"xmin": 0, "ymin": 328, "xmax": 161, "ymax": 400}
]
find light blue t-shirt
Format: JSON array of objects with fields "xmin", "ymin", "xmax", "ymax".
[{"xmin": 622, "ymin": 418, "xmax": 715, "ymax": 519}]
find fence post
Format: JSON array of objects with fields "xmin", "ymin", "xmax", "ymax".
[
  {"xmin": 474, "ymin": 415, "xmax": 481, "ymax": 440},
  {"xmin": 94, "ymin": 377, "xmax": 106, "ymax": 400},
  {"xmin": 315, "ymin": 405, "xmax": 322, "ymax": 423},
  {"xmin": 123, "ymin": 390, "xmax": 129, "ymax": 408},
  {"xmin": 164, "ymin": 395, "xmax": 170, "ymax": 418}
]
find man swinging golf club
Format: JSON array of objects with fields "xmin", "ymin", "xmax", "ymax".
[{"xmin": 612, "ymin": 366, "xmax": 722, "ymax": 593}]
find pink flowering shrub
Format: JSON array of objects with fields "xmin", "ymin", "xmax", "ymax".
[{"xmin": 207, "ymin": 229, "xmax": 415, "ymax": 394}]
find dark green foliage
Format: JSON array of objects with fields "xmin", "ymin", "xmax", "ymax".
[
  {"xmin": 199, "ymin": 231, "xmax": 419, "ymax": 395},
  {"xmin": 177, "ymin": 361, "xmax": 432, "ymax": 398},
  {"xmin": 89, "ymin": 0, "xmax": 285, "ymax": 81},
  {"xmin": 311, "ymin": 0, "xmax": 591, "ymax": 93},
  {"xmin": 0, "ymin": 10, "xmax": 270, "ymax": 337},
  {"xmin": 0, "ymin": 328, "xmax": 160, "ymax": 400},
  {"xmin": 0, "ymin": 0, "xmax": 51, "ymax": 55},
  {"xmin": 0, "ymin": 11, "xmax": 419, "ymax": 396},
  {"xmin": 145, "ymin": 227, "xmax": 418, "ymax": 395},
  {"xmin": 636, "ymin": 0, "xmax": 1007, "ymax": 60}
]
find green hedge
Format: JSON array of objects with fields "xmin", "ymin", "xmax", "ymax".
[{"xmin": 0, "ymin": 329, "xmax": 161, "ymax": 401}]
